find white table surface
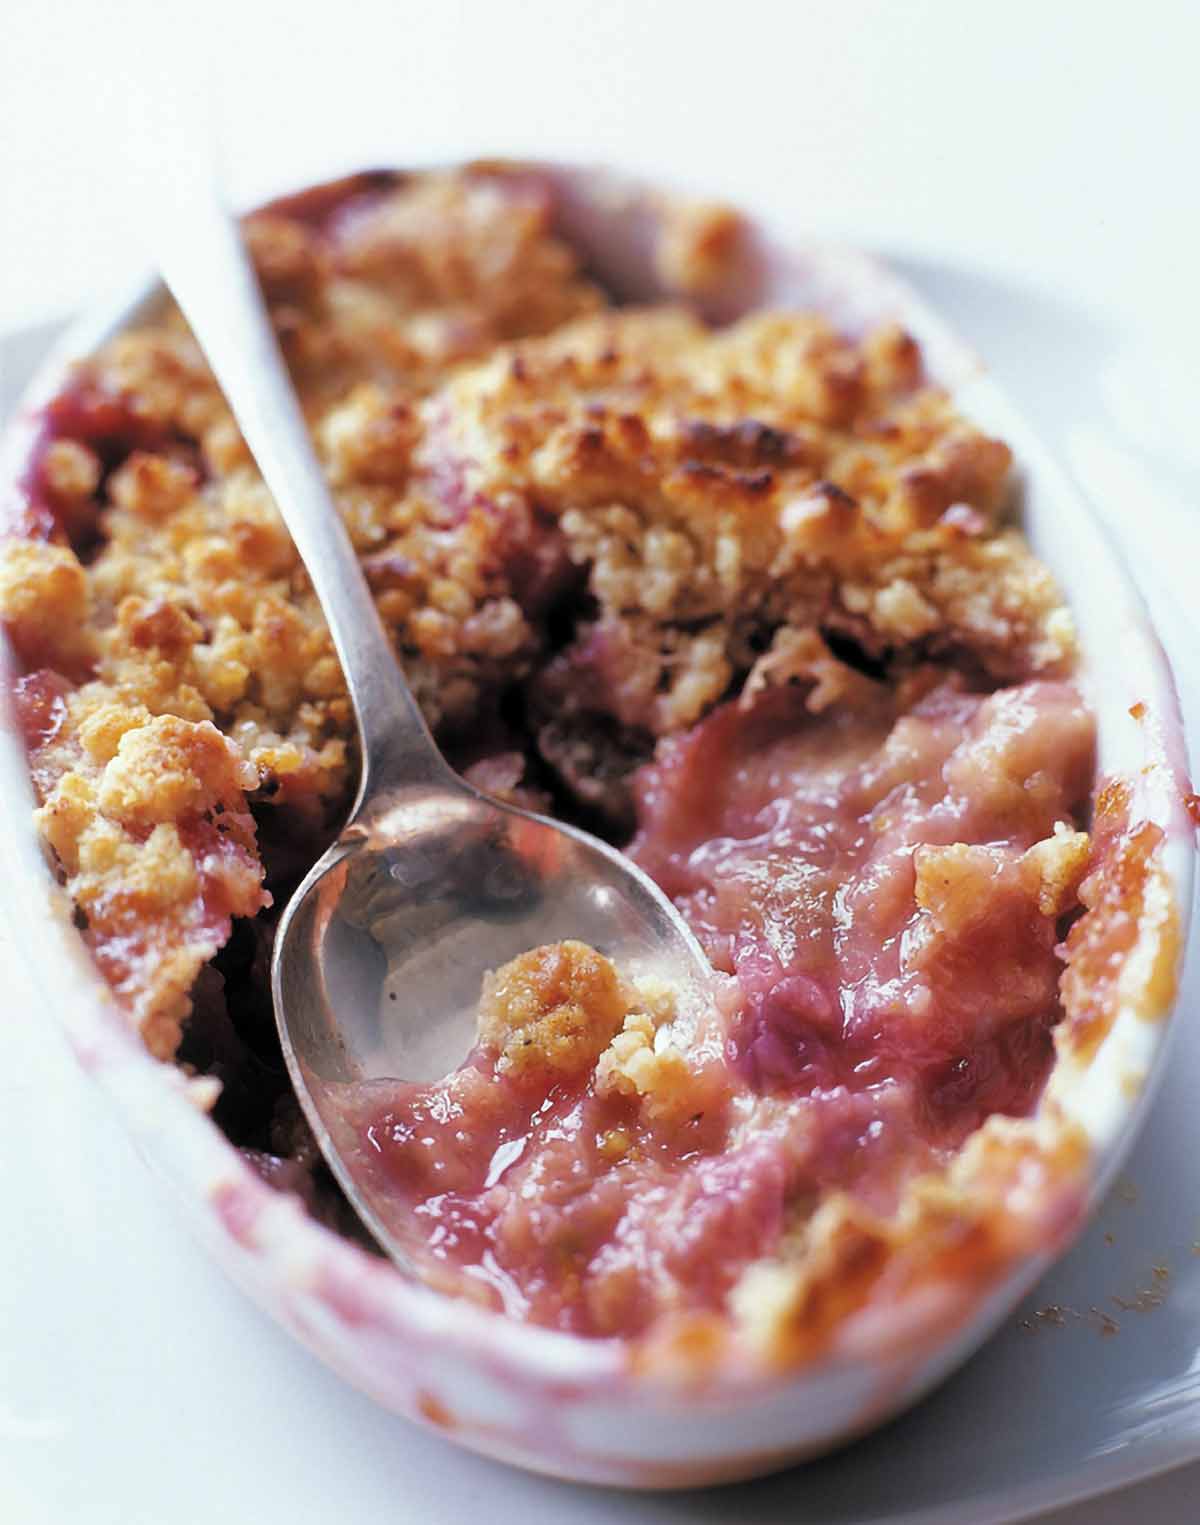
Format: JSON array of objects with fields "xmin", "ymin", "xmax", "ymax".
[{"xmin": 2, "ymin": 3, "xmax": 1198, "ymax": 1520}]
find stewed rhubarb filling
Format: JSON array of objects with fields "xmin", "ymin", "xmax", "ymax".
[
  {"xmin": 340, "ymin": 675, "xmax": 1093, "ymax": 1335},
  {"xmin": 3, "ymin": 165, "xmax": 1162, "ymax": 1350}
]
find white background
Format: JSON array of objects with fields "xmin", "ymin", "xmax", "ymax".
[{"xmin": 2, "ymin": 2, "xmax": 1198, "ymax": 1520}]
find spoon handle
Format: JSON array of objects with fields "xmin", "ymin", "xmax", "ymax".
[{"xmin": 156, "ymin": 180, "xmax": 454, "ymax": 807}]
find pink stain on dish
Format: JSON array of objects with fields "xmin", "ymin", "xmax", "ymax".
[{"xmin": 212, "ymin": 1180, "xmax": 264, "ymax": 1249}]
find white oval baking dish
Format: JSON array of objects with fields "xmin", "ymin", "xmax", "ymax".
[{"xmin": 0, "ymin": 163, "xmax": 1193, "ymax": 1487}]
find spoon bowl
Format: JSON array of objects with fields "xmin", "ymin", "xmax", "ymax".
[
  {"xmin": 274, "ymin": 777, "xmax": 709, "ymax": 1250},
  {"xmin": 278, "ymin": 787, "xmax": 708, "ymax": 1089}
]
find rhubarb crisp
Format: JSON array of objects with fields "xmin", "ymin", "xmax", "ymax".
[{"xmin": 0, "ymin": 166, "xmax": 1172, "ymax": 1358}]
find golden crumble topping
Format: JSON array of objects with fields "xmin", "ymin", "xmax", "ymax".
[
  {"xmin": 595, "ymin": 1006, "xmax": 694, "ymax": 1124},
  {"xmin": 0, "ymin": 167, "xmax": 1075, "ymax": 1057}
]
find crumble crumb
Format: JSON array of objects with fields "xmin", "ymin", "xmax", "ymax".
[
  {"xmin": 477, "ymin": 941, "xmax": 627, "ymax": 1075},
  {"xmin": 1021, "ymin": 822, "xmax": 1092, "ymax": 917},
  {"xmin": 654, "ymin": 198, "xmax": 748, "ymax": 296},
  {"xmin": 31, "ymin": 711, "xmax": 266, "ymax": 1057},
  {"xmin": 40, "ymin": 438, "xmax": 102, "ymax": 501},
  {"xmin": 740, "ymin": 625, "xmax": 879, "ymax": 712},
  {"xmin": 595, "ymin": 1006, "xmax": 693, "ymax": 1122},
  {"xmin": 0, "ymin": 540, "xmax": 95, "ymax": 673}
]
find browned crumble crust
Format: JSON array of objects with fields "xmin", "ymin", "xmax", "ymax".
[{"xmin": 1, "ymin": 169, "xmax": 1075, "ymax": 1060}]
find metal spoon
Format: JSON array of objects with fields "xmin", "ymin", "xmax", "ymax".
[{"xmin": 158, "ymin": 183, "xmax": 710, "ymax": 1262}]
